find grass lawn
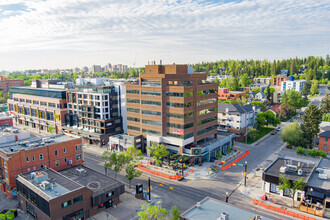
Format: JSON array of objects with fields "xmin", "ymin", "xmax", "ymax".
[{"xmin": 245, "ymin": 126, "xmax": 275, "ymax": 144}]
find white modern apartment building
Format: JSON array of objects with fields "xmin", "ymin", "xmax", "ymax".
[
  {"xmin": 218, "ymin": 103, "xmax": 261, "ymax": 140},
  {"xmin": 281, "ymin": 79, "xmax": 306, "ymax": 92},
  {"xmin": 254, "ymin": 77, "xmax": 271, "ymax": 85}
]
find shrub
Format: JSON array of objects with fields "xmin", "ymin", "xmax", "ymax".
[
  {"xmin": 286, "ymin": 145, "xmax": 293, "ymax": 149},
  {"xmin": 317, "ymin": 150, "xmax": 327, "ymax": 158},
  {"xmin": 296, "ymin": 147, "xmax": 305, "ymax": 155}
]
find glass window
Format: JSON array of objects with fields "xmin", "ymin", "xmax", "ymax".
[
  {"xmin": 142, "ymin": 129, "xmax": 161, "ymax": 135},
  {"xmin": 76, "ymin": 154, "xmax": 82, "ymax": 161},
  {"xmin": 32, "ymin": 156, "xmax": 35, "ymax": 161},
  {"xmin": 197, "ymin": 125, "xmax": 217, "ymax": 136},
  {"xmin": 55, "ymin": 160, "xmax": 59, "ymax": 167},
  {"xmin": 55, "ymin": 150, "xmax": 58, "ymax": 156},
  {"xmin": 40, "ymin": 101, "xmax": 47, "ymax": 106},
  {"xmin": 197, "ymin": 116, "xmax": 217, "ymax": 125},
  {"xmin": 127, "ymin": 108, "xmax": 140, "ymax": 113},
  {"xmin": 76, "ymin": 145, "xmax": 81, "ymax": 151},
  {"xmin": 167, "ymin": 122, "xmax": 193, "ymax": 129},
  {"xmin": 48, "ymin": 103, "xmax": 56, "ymax": 108},
  {"xmin": 46, "ymin": 111, "xmax": 54, "ymax": 121},
  {"xmin": 127, "ymin": 90, "xmax": 140, "ymax": 94},
  {"xmin": 142, "ymin": 110, "xmax": 161, "ymax": 116},
  {"xmin": 141, "ymin": 100, "xmax": 161, "ymax": 106},
  {"xmin": 127, "ymin": 117, "xmax": 140, "ymax": 122},
  {"xmin": 61, "ymin": 200, "xmax": 72, "ymax": 208},
  {"xmin": 326, "ymin": 138, "xmax": 328, "ymax": 142},
  {"xmin": 167, "ymin": 112, "xmax": 193, "ymax": 119},
  {"xmin": 73, "ymin": 195, "xmax": 83, "ymax": 204},
  {"xmin": 325, "ymin": 145, "xmax": 327, "ymax": 150},
  {"xmin": 63, "ymin": 148, "xmax": 66, "ymax": 153},
  {"xmin": 127, "ymin": 125, "xmax": 140, "ymax": 131},
  {"xmin": 197, "ymin": 107, "xmax": 217, "ymax": 115},
  {"xmin": 198, "ymin": 98, "xmax": 217, "ymax": 106},
  {"xmin": 166, "ymin": 102, "xmax": 193, "ymax": 108},
  {"xmin": 142, "ymin": 91, "xmax": 161, "ymax": 96},
  {"xmin": 26, "ymin": 99, "xmax": 32, "ymax": 103},
  {"xmin": 26, "ymin": 157, "xmax": 29, "ymax": 163},
  {"xmin": 142, "ymin": 120, "xmax": 161, "ymax": 126},
  {"xmin": 127, "ymin": 99, "xmax": 140, "ymax": 104},
  {"xmin": 141, "ymin": 81, "xmax": 161, "ymax": 87},
  {"xmin": 167, "ymin": 132, "xmax": 193, "ymax": 139},
  {"xmin": 39, "ymin": 154, "xmax": 43, "ymax": 160}
]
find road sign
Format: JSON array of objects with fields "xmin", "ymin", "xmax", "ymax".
[{"xmin": 237, "ymin": 163, "xmax": 244, "ymax": 167}]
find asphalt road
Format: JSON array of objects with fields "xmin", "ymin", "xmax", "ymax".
[
  {"xmin": 309, "ymin": 84, "xmax": 329, "ymax": 107},
  {"xmin": 84, "ymin": 128, "xmax": 295, "ymax": 220}
]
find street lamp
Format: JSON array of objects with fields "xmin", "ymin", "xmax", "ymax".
[
  {"xmin": 244, "ymin": 161, "xmax": 248, "ymax": 187},
  {"xmin": 225, "ymin": 192, "xmax": 229, "ymax": 203}
]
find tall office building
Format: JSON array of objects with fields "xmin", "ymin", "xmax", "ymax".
[
  {"xmin": 91, "ymin": 65, "xmax": 102, "ymax": 73},
  {"xmin": 64, "ymin": 78, "xmax": 124, "ymax": 146},
  {"xmin": 126, "ymin": 64, "xmax": 218, "ymax": 154}
]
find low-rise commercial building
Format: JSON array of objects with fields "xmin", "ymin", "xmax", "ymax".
[
  {"xmin": 254, "ymin": 77, "xmax": 271, "ymax": 85},
  {"xmin": 16, "ymin": 166, "xmax": 124, "ymax": 220},
  {"xmin": 218, "ymin": 88, "xmax": 246, "ymax": 101},
  {"xmin": 8, "ymin": 80, "xmax": 68, "ymax": 134},
  {"xmin": 0, "ymin": 113, "xmax": 13, "ymax": 126},
  {"xmin": 0, "ymin": 76, "xmax": 23, "ymax": 94},
  {"xmin": 218, "ymin": 103, "xmax": 260, "ymax": 141},
  {"xmin": 64, "ymin": 78, "xmax": 124, "ymax": 147},
  {"xmin": 0, "ymin": 133, "xmax": 83, "ymax": 198},
  {"xmin": 180, "ymin": 197, "xmax": 272, "ymax": 220}
]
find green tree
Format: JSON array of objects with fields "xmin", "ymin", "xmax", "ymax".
[
  {"xmin": 248, "ymin": 127, "xmax": 258, "ymax": 141},
  {"xmin": 102, "ymin": 151, "xmax": 127, "ymax": 180},
  {"xmin": 280, "ymin": 121, "xmax": 305, "ymax": 147},
  {"xmin": 251, "ymin": 87, "xmax": 261, "ymax": 93},
  {"xmin": 255, "ymin": 112, "xmax": 267, "ymax": 130},
  {"xmin": 169, "ymin": 206, "xmax": 181, "ymax": 220},
  {"xmin": 302, "ymin": 81, "xmax": 311, "ymax": 97},
  {"xmin": 138, "ymin": 204, "xmax": 168, "ymax": 220},
  {"xmin": 147, "ymin": 144, "xmax": 169, "ymax": 166},
  {"xmin": 286, "ymin": 90, "xmax": 306, "ymax": 112},
  {"xmin": 239, "ymin": 73, "xmax": 251, "ymax": 87},
  {"xmin": 216, "ymin": 151, "xmax": 223, "ymax": 160},
  {"xmin": 301, "ymin": 105, "xmax": 322, "ymax": 147},
  {"xmin": 126, "ymin": 146, "xmax": 143, "ymax": 162},
  {"xmin": 264, "ymin": 110, "xmax": 281, "ymax": 127},
  {"xmin": 310, "ymin": 81, "xmax": 319, "ymax": 95},
  {"xmin": 320, "ymin": 93, "xmax": 330, "ymax": 113},
  {"xmin": 125, "ymin": 162, "xmax": 142, "ymax": 188},
  {"xmin": 251, "ymin": 101, "xmax": 265, "ymax": 110},
  {"xmin": 278, "ymin": 174, "xmax": 306, "ymax": 207},
  {"xmin": 322, "ymin": 113, "xmax": 330, "ymax": 122}
]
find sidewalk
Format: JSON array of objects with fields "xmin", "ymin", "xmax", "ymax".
[{"xmin": 238, "ymin": 174, "xmax": 324, "ymax": 220}]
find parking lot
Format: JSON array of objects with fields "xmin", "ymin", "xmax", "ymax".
[{"xmin": 0, "ymin": 191, "xmax": 30, "ymax": 220}]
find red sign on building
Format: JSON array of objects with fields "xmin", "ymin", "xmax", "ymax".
[{"xmin": 172, "ymin": 129, "xmax": 184, "ymax": 135}]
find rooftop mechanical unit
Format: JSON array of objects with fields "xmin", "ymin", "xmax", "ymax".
[{"xmin": 280, "ymin": 166, "xmax": 287, "ymax": 173}]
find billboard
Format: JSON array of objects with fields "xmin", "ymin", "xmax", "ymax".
[{"xmin": 172, "ymin": 128, "xmax": 183, "ymax": 135}]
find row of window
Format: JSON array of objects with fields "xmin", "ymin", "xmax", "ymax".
[
  {"xmin": 62, "ymin": 195, "xmax": 83, "ymax": 208},
  {"xmin": 197, "ymin": 116, "xmax": 217, "ymax": 126},
  {"xmin": 127, "ymin": 99, "xmax": 140, "ymax": 104},
  {"xmin": 142, "ymin": 129, "xmax": 161, "ymax": 135},
  {"xmin": 166, "ymin": 92, "xmax": 193, "ymax": 97},
  {"xmin": 142, "ymin": 110, "xmax": 161, "ymax": 116},
  {"xmin": 127, "ymin": 108, "xmax": 140, "ymax": 113},
  {"xmin": 141, "ymin": 100, "xmax": 161, "ymax": 106},
  {"xmin": 197, "ymin": 89, "xmax": 217, "ymax": 95},
  {"xmin": 197, "ymin": 107, "xmax": 217, "ymax": 116},
  {"xmin": 127, "ymin": 89, "xmax": 140, "ymax": 94},
  {"xmin": 167, "ymin": 122, "xmax": 193, "ymax": 129},
  {"xmin": 142, "ymin": 91, "xmax": 161, "ymax": 96},
  {"xmin": 197, "ymin": 125, "xmax": 217, "ymax": 136},
  {"xmin": 166, "ymin": 102, "xmax": 193, "ymax": 108},
  {"xmin": 141, "ymin": 81, "xmax": 161, "ymax": 87},
  {"xmin": 167, "ymin": 132, "xmax": 194, "ymax": 139},
  {"xmin": 142, "ymin": 119, "xmax": 161, "ymax": 126},
  {"xmin": 197, "ymin": 98, "xmax": 217, "ymax": 106},
  {"xmin": 13, "ymin": 98, "xmax": 63, "ymax": 108},
  {"xmin": 128, "ymin": 125, "xmax": 140, "ymax": 131},
  {"xmin": 167, "ymin": 112, "xmax": 193, "ymax": 119},
  {"xmin": 127, "ymin": 117, "xmax": 140, "ymax": 122},
  {"xmin": 25, "ymin": 146, "xmax": 81, "ymax": 163}
]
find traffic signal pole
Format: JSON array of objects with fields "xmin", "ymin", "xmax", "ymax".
[
  {"xmin": 244, "ymin": 161, "xmax": 247, "ymax": 187},
  {"xmin": 148, "ymin": 175, "xmax": 151, "ymax": 202}
]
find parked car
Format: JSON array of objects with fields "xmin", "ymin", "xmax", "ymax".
[
  {"xmin": 276, "ymin": 127, "xmax": 281, "ymax": 131},
  {"xmin": 271, "ymin": 130, "xmax": 277, "ymax": 135},
  {"xmin": 218, "ymin": 128, "xmax": 228, "ymax": 132}
]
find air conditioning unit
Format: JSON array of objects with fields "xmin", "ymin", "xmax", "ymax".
[
  {"xmin": 287, "ymin": 165, "xmax": 298, "ymax": 171},
  {"xmin": 39, "ymin": 181, "xmax": 51, "ymax": 190},
  {"xmin": 218, "ymin": 212, "xmax": 229, "ymax": 220},
  {"xmin": 68, "ymin": 160, "xmax": 72, "ymax": 165},
  {"xmin": 319, "ymin": 173, "xmax": 328, "ymax": 180},
  {"xmin": 280, "ymin": 166, "xmax": 287, "ymax": 173},
  {"xmin": 297, "ymin": 169, "xmax": 303, "ymax": 176}
]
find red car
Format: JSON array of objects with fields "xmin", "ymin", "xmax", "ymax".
[{"xmin": 271, "ymin": 130, "xmax": 277, "ymax": 135}]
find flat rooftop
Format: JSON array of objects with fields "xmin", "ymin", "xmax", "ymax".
[
  {"xmin": 18, "ymin": 168, "xmax": 83, "ymax": 201},
  {"xmin": 0, "ymin": 133, "xmax": 79, "ymax": 154},
  {"xmin": 0, "ymin": 113, "xmax": 12, "ymax": 120},
  {"xmin": 307, "ymin": 158, "xmax": 330, "ymax": 191},
  {"xmin": 180, "ymin": 197, "xmax": 272, "ymax": 220},
  {"xmin": 264, "ymin": 156, "xmax": 319, "ymax": 182},
  {"xmin": 10, "ymin": 86, "xmax": 66, "ymax": 91},
  {"xmin": 0, "ymin": 126, "xmax": 25, "ymax": 137},
  {"xmin": 60, "ymin": 165, "xmax": 124, "ymax": 195}
]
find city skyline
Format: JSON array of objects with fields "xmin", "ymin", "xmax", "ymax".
[{"xmin": 0, "ymin": 0, "xmax": 329, "ymax": 71}]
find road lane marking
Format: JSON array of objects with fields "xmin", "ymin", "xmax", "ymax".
[
  {"xmin": 169, "ymin": 187, "xmax": 173, "ymax": 190},
  {"xmin": 85, "ymin": 155, "xmax": 103, "ymax": 163},
  {"xmin": 153, "ymin": 195, "xmax": 158, "ymax": 198},
  {"xmin": 249, "ymin": 195, "xmax": 254, "ymax": 198},
  {"xmin": 160, "ymin": 184, "xmax": 163, "ymax": 186}
]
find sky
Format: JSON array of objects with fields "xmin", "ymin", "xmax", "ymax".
[{"xmin": 0, "ymin": 0, "xmax": 329, "ymax": 71}]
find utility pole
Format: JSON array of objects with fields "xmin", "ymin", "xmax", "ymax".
[
  {"xmin": 148, "ymin": 175, "xmax": 151, "ymax": 202},
  {"xmin": 225, "ymin": 192, "xmax": 229, "ymax": 203},
  {"xmin": 181, "ymin": 156, "xmax": 184, "ymax": 176},
  {"xmin": 244, "ymin": 161, "xmax": 247, "ymax": 187}
]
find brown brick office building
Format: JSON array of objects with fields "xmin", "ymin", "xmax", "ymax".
[
  {"xmin": 0, "ymin": 133, "xmax": 83, "ymax": 198},
  {"xmin": 126, "ymin": 64, "xmax": 218, "ymax": 155}
]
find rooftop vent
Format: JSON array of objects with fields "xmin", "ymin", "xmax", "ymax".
[
  {"xmin": 218, "ymin": 212, "xmax": 229, "ymax": 220},
  {"xmin": 319, "ymin": 173, "xmax": 328, "ymax": 180},
  {"xmin": 75, "ymin": 167, "xmax": 87, "ymax": 176},
  {"xmin": 196, "ymin": 202, "xmax": 201, "ymax": 209},
  {"xmin": 297, "ymin": 169, "xmax": 303, "ymax": 176},
  {"xmin": 39, "ymin": 181, "xmax": 51, "ymax": 191},
  {"xmin": 280, "ymin": 166, "xmax": 287, "ymax": 173},
  {"xmin": 34, "ymin": 172, "xmax": 49, "ymax": 184},
  {"xmin": 287, "ymin": 165, "xmax": 297, "ymax": 171}
]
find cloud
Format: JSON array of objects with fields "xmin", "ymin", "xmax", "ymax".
[{"xmin": 0, "ymin": 0, "xmax": 329, "ymax": 70}]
